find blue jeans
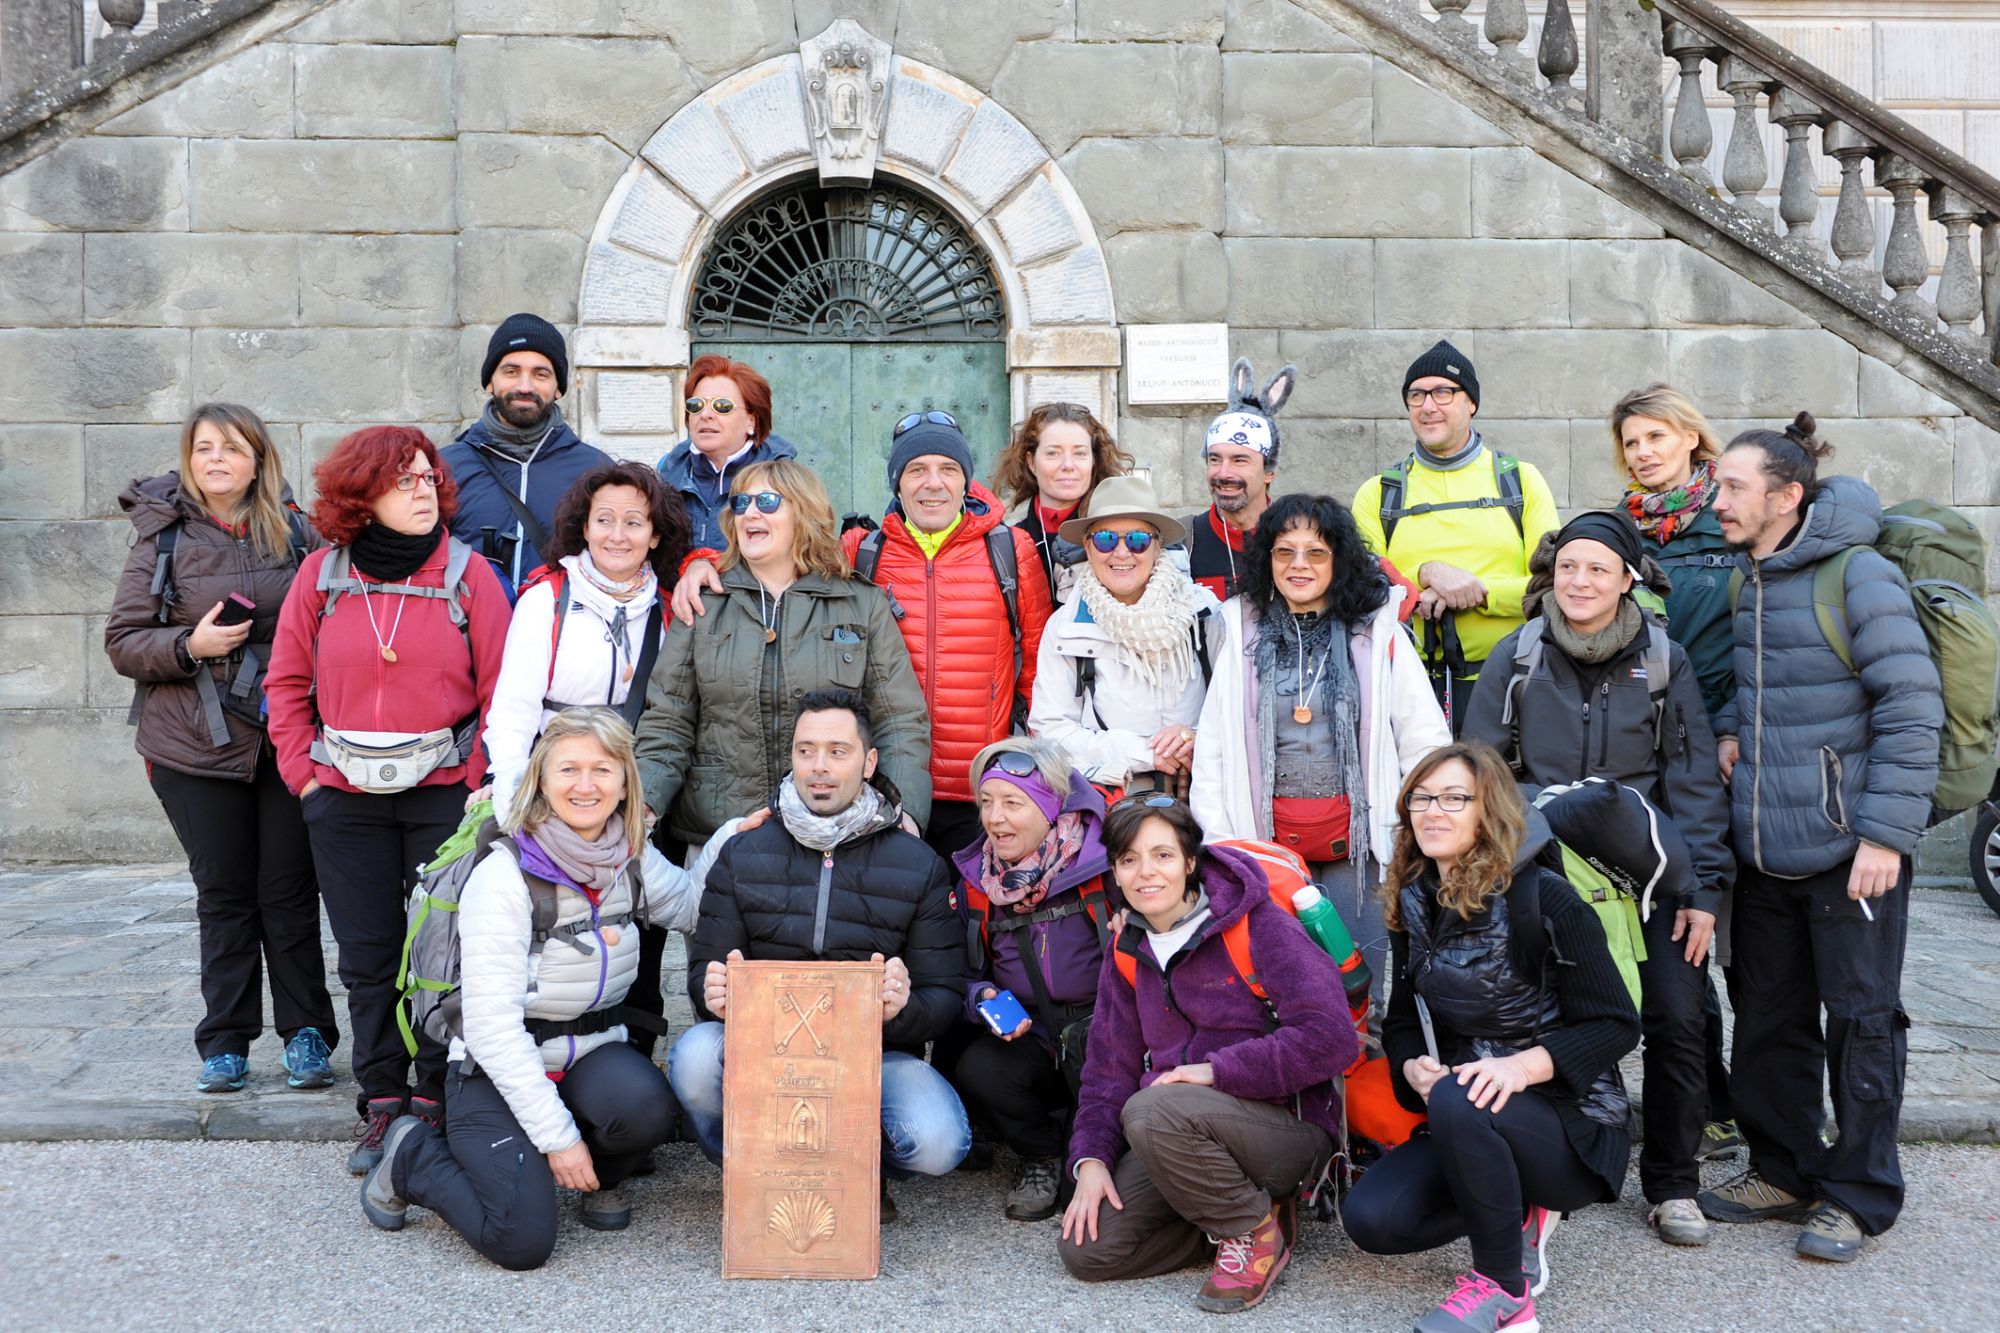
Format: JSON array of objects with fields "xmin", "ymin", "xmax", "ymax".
[{"xmin": 667, "ymin": 1021, "xmax": 970, "ymax": 1179}]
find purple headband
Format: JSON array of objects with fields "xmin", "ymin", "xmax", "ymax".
[{"xmin": 980, "ymin": 766, "xmax": 1063, "ymax": 825}]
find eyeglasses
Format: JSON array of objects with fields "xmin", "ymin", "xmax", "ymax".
[
  {"xmin": 1272, "ymin": 545, "xmax": 1333, "ymax": 566},
  {"xmin": 1405, "ymin": 385, "xmax": 1464, "ymax": 407},
  {"xmin": 685, "ymin": 396, "xmax": 737, "ymax": 416},
  {"xmin": 728, "ymin": 491, "xmax": 785, "ymax": 516},
  {"xmin": 982, "ymin": 750, "xmax": 1040, "ymax": 778},
  {"xmin": 392, "ymin": 470, "xmax": 442, "ymax": 492},
  {"xmin": 1086, "ymin": 529, "xmax": 1158, "ymax": 555},
  {"xmin": 1404, "ymin": 792, "xmax": 1477, "ymax": 812},
  {"xmin": 893, "ymin": 410, "xmax": 959, "ymax": 438}
]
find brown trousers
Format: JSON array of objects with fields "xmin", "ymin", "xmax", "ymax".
[{"xmin": 1059, "ymin": 1082, "xmax": 1332, "ymax": 1282}]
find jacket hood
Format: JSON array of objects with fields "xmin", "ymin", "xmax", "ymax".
[
  {"xmin": 1515, "ymin": 805, "xmax": 1555, "ymax": 872},
  {"xmin": 881, "ymin": 480, "xmax": 1006, "ymax": 549},
  {"xmin": 657, "ymin": 433, "xmax": 799, "ymax": 487},
  {"xmin": 951, "ymin": 771, "xmax": 1110, "ymax": 892},
  {"xmin": 1107, "ymin": 840, "xmax": 1268, "ymax": 925},
  {"xmin": 1757, "ymin": 474, "xmax": 1882, "ymax": 575},
  {"xmin": 118, "ymin": 472, "xmax": 304, "ymax": 541}
]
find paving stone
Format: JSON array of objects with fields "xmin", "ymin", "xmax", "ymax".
[
  {"xmin": 0, "ymin": 424, "xmax": 84, "ymax": 520},
  {"xmin": 1955, "ymin": 419, "xmax": 2000, "ymax": 507},
  {"xmin": 1857, "ymin": 353, "xmax": 1964, "ymax": 419},
  {"xmin": 98, "ymin": 45, "xmax": 294, "ymax": 138},
  {"xmin": 1472, "ymin": 329, "xmax": 1672, "ymax": 419},
  {"xmin": 1227, "ymin": 146, "xmax": 1470, "ymax": 238},
  {"xmin": 0, "ymin": 137, "xmax": 189, "ymax": 232},
  {"xmin": 1222, "ymin": 0, "xmax": 1363, "ymax": 52},
  {"xmin": 1077, "ymin": 0, "xmax": 1223, "ymax": 42},
  {"xmin": 189, "ymin": 140, "xmax": 455, "ymax": 232},
  {"xmin": 1272, "ymin": 418, "xmax": 1379, "ymax": 500},
  {"xmin": 299, "ymin": 235, "xmax": 456, "ymax": 326},
  {"xmin": 1224, "ymin": 237, "xmax": 1370, "ymax": 329},
  {"xmin": 1222, "ymin": 52, "xmax": 1370, "ymax": 146},
  {"xmin": 0, "ymin": 233, "xmax": 82, "ymax": 325},
  {"xmin": 455, "ymin": 229, "xmax": 590, "ymax": 328},
  {"xmin": 285, "ymin": 0, "xmax": 454, "ymax": 43},
  {"xmin": 293, "ymin": 43, "xmax": 455, "ymax": 138},
  {"xmin": 992, "ymin": 41, "xmax": 1219, "ymax": 156},
  {"xmin": 1668, "ymin": 329, "xmax": 1861, "ymax": 418},
  {"xmin": 0, "ymin": 329, "xmax": 188, "ymax": 424},
  {"xmin": 638, "ymin": 0, "xmax": 796, "ymax": 79},
  {"xmin": 454, "ymin": 35, "xmax": 699, "ymax": 152},
  {"xmin": 1371, "ymin": 58, "xmax": 1510, "ymax": 148},
  {"xmin": 1471, "ymin": 146, "xmax": 1662, "ymax": 239},
  {"xmin": 0, "ymin": 618, "xmax": 86, "ymax": 710},
  {"xmin": 896, "ymin": 0, "xmax": 1074, "ymax": 92},
  {"xmin": 193, "ymin": 329, "xmax": 459, "ymax": 424},
  {"xmin": 1277, "ymin": 328, "xmax": 1473, "ymax": 420},
  {"xmin": 1374, "ymin": 238, "xmax": 1569, "ymax": 328},
  {"xmin": 1818, "ymin": 417, "xmax": 1956, "ymax": 507},
  {"xmin": 1059, "ymin": 137, "xmax": 1223, "ymax": 236},
  {"xmin": 458, "ymin": 133, "xmax": 630, "ymax": 233},
  {"xmin": 1105, "ymin": 231, "xmax": 1227, "ymax": 323},
  {"xmin": 1570, "ymin": 239, "xmax": 1816, "ymax": 330},
  {"xmin": 84, "ymin": 234, "xmax": 300, "ymax": 327}
]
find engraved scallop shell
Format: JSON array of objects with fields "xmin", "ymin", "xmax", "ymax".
[{"xmin": 767, "ymin": 1190, "xmax": 838, "ymax": 1254}]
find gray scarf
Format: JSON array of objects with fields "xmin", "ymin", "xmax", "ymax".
[
  {"xmin": 1540, "ymin": 591, "xmax": 1643, "ymax": 665},
  {"xmin": 776, "ymin": 775, "xmax": 888, "ymax": 852},
  {"xmin": 1411, "ymin": 428, "xmax": 1485, "ymax": 472},
  {"xmin": 477, "ymin": 400, "xmax": 565, "ymax": 462},
  {"xmin": 1253, "ymin": 607, "xmax": 1371, "ymax": 890},
  {"xmin": 529, "ymin": 811, "xmax": 629, "ymax": 897}
]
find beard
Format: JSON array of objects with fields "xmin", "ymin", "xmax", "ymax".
[
  {"xmin": 493, "ymin": 392, "xmax": 554, "ymax": 430},
  {"xmin": 1211, "ymin": 481, "xmax": 1252, "ymax": 513}
]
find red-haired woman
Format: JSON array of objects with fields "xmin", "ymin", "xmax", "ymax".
[
  {"xmin": 992, "ymin": 402, "xmax": 1133, "ymax": 604},
  {"xmin": 266, "ymin": 426, "xmax": 511, "ymax": 1174}
]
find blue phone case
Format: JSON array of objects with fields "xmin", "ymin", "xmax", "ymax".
[{"xmin": 978, "ymin": 989, "xmax": 1032, "ymax": 1035}]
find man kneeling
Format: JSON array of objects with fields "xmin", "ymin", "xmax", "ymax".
[{"xmin": 668, "ymin": 689, "xmax": 971, "ymax": 1215}]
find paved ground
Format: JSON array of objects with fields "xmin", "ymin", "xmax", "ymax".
[
  {"xmin": 1, "ymin": 1138, "xmax": 1994, "ymax": 1330},
  {"xmin": 2, "ymin": 862, "xmax": 1996, "ymax": 1143}
]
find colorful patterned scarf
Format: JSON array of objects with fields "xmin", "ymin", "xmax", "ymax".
[
  {"xmin": 979, "ymin": 811, "xmax": 1086, "ymax": 911},
  {"xmin": 1623, "ymin": 459, "xmax": 1716, "ymax": 545}
]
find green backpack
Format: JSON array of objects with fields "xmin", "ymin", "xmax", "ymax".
[{"xmin": 1730, "ymin": 499, "xmax": 2000, "ymax": 815}]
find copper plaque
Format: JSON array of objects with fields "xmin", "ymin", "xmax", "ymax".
[{"xmin": 721, "ymin": 959, "xmax": 883, "ymax": 1280}]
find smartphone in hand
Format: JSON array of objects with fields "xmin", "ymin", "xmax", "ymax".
[
  {"xmin": 976, "ymin": 989, "xmax": 1032, "ymax": 1036},
  {"xmin": 214, "ymin": 593, "xmax": 257, "ymax": 627}
]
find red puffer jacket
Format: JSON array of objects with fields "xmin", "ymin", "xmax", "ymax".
[{"xmin": 843, "ymin": 484, "xmax": 1052, "ymax": 805}]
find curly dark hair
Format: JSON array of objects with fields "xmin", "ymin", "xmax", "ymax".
[
  {"xmin": 989, "ymin": 402, "xmax": 1133, "ymax": 509},
  {"xmin": 544, "ymin": 462, "xmax": 692, "ymax": 585},
  {"xmin": 1240, "ymin": 493, "xmax": 1389, "ymax": 622},
  {"xmin": 311, "ymin": 425, "xmax": 459, "ymax": 547}
]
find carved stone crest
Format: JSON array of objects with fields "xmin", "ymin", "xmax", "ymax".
[{"xmin": 800, "ymin": 19, "xmax": 891, "ymax": 186}]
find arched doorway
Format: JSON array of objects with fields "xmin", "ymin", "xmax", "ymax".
[{"xmin": 690, "ymin": 178, "xmax": 1009, "ymax": 519}]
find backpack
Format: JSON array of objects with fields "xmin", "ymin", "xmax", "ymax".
[
  {"xmin": 514, "ymin": 564, "xmax": 667, "ymax": 731},
  {"xmin": 1109, "ymin": 839, "xmax": 1311, "ymax": 1021},
  {"xmin": 396, "ymin": 805, "xmax": 659, "ymax": 1057},
  {"xmin": 1377, "ymin": 450, "xmax": 1525, "ymax": 547},
  {"xmin": 1728, "ymin": 500, "xmax": 2000, "ymax": 816},
  {"xmin": 1067, "ymin": 605, "xmax": 1216, "ymax": 729},
  {"xmin": 126, "ymin": 507, "xmax": 313, "ymax": 747},
  {"xmin": 854, "ymin": 523, "xmax": 1024, "ymax": 687},
  {"xmin": 1498, "ymin": 616, "xmax": 1680, "ymax": 769}
]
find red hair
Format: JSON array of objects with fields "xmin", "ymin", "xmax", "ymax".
[
  {"xmin": 685, "ymin": 353, "xmax": 773, "ymax": 443},
  {"xmin": 311, "ymin": 425, "xmax": 459, "ymax": 547}
]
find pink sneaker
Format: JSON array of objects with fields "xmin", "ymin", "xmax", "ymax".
[
  {"xmin": 1522, "ymin": 1204, "xmax": 1561, "ymax": 1297},
  {"xmin": 1415, "ymin": 1272, "xmax": 1541, "ymax": 1333},
  {"xmin": 1191, "ymin": 1206, "xmax": 1289, "ymax": 1313}
]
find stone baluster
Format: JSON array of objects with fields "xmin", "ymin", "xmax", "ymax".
[
  {"xmin": 1821, "ymin": 122, "xmax": 1878, "ymax": 286},
  {"xmin": 1429, "ymin": 0, "xmax": 1479, "ymax": 48},
  {"xmin": 1771, "ymin": 88, "xmax": 1827, "ymax": 261},
  {"xmin": 1485, "ymin": 0, "xmax": 1533, "ymax": 78},
  {"xmin": 98, "ymin": 0, "xmax": 144, "ymax": 43},
  {"xmin": 1719, "ymin": 57, "xmax": 1773, "ymax": 227},
  {"xmin": 1875, "ymin": 154, "xmax": 1937, "ymax": 325},
  {"xmin": 1983, "ymin": 222, "xmax": 2000, "ymax": 366},
  {"xmin": 1931, "ymin": 189, "xmax": 1985, "ymax": 348},
  {"xmin": 1539, "ymin": 0, "xmax": 1581, "ymax": 105},
  {"xmin": 1662, "ymin": 21, "xmax": 1715, "ymax": 188}
]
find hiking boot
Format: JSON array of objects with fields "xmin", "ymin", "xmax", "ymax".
[
  {"xmin": 1521, "ymin": 1204, "xmax": 1560, "ymax": 1297},
  {"xmin": 410, "ymin": 1095, "xmax": 444, "ymax": 1130},
  {"xmin": 878, "ymin": 1176, "xmax": 898, "ymax": 1224},
  {"xmin": 579, "ymin": 1184, "xmax": 633, "ymax": 1232},
  {"xmin": 1796, "ymin": 1202, "xmax": 1865, "ymax": 1263},
  {"xmin": 1698, "ymin": 1119, "xmax": 1744, "ymax": 1161},
  {"xmin": 1415, "ymin": 1272, "xmax": 1540, "ymax": 1332},
  {"xmin": 1004, "ymin": 1157, "xmax": 1061, "ymax": 1222},
  {"xmin": 196, "ymin": 1054, "xmax": 247, "ymax": 1094},
  {"xmin": 1192, "ymin": 1206, "xmax": 1288, "ymax": 1314},
  {"xmin": 359, "ymin": 1115, "xmax": 425, "ymax": 1231},
  {"xmin": 1698, "ymin": 1170, "xmax": 1815, "ymax": 1224},
  {"xmin": 630, "ymin": 1150, "xmax": 658, "ymax": 1178},
  {"xmin": 281, "ymin": 1028, "xmax": 334, "ymax": 1091},
  {"xmin": 347, "ymin": 1096, "xmax": 405, "ymax": 1176},
  {"xmin": 1649, "ymin": 1198, "xmax": 1711, "ymax": 1247}
]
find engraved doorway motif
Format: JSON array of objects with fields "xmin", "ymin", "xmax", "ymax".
[
  {"xmin": 781, "ymin": 1094, "xmax": 830, "ymax": 1155},
  {"xmin": 775, "ymin": 988, "xmax": 835, "ymax": 1056}
]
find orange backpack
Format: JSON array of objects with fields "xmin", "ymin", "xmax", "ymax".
[{"xmin": 1109, "ymin": 839, "xmax": 1308, "ymax": 1008}]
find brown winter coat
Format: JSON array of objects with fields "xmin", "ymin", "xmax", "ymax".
[{"xmin": 104, "ymin": 473, "xmax": 322, "ymax": 782}]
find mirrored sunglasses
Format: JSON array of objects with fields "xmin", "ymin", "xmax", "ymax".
[
  {"xmin": 893, "ymin": 410, "xmax": 959, "ymax": 438},
  {"xmin": 728, "ymin": 491, "xmax": 785, "ymax": 515},
  {"xmin": 686, "ymin": 396, "xmax": 737, "ymax": 416},
  {"xmin": 1087, "ymin": 528, "xmax": 1157, "ymax": 555}
]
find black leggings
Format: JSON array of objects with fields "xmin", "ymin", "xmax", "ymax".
[
  {"xmin": 950, "ymin": 1030, "xmax": 1073, "ymax": 1159},
  {"xmin": 1343, "ymin": 1079, "xmax": 1605, "ymax": 1295},
  {"xmin": 394, "ymin": 1041, "xmax": 678, "ymax": 1270}
]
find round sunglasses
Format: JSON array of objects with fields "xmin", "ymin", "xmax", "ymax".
[
  {"xmin": 1086, "ymin": 528, "xmax": 1158, "ymax": 555},
  {"xmin": 686, "ymin": 396, "xmax": 737, "ymax": 416},
  {"xmin": 728, "ymin": 491, "xmax": 785, "ymax": 515}
]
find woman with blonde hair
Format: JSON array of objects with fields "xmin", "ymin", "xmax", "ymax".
[
  {"xmin": 992, "ymin": 401, "xmax": 1134, "ymax": 603},
  {"xmin": 359, "ymin": 708, "xmax": 725, "ymax": 1267},
  {"xmin": 106, "ymin": 403, "xmax": 339, "ymax": 1096},
  {"xmin": 1343, "ymin": 741, "xmax": 1639, "ymax": 1333},
  {"xmin": 635, "ymin": 458, "xmax": 930, "ymax": 847}
]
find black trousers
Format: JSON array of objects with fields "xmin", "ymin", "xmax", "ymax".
[
  {"xmin": 951, "ymin": 1030, "xmax": 1073, "ymax": 1159},
  {"xmin": 1344, "ymin": 1080, "xmax": 1605, "ymax": 1296},
  {"xmin": 1636, "ymin": 900, "xmax": 1709, "ymax": 1202},
  {"xmin": 396, "ymin": 1041, "xmax": 678, "ymax": 1270},
  {"xmin": 149, "ymin": 750, "xmax": 338, "ymax": 1060},
  {"xmin": 300, "ymin": 782, "xmax": 458, "ymax": 1116},
  {"xmin": 922, "ymin": 799, "xmax": 984, "ymax": 866},
  {"xmin": 1730, "ymin": 857, "xmax": 1909, "ymax": 1235},
  {"xmin": 1702, "ymin": 965, "xmax": 1734, "ymax": 1123}
]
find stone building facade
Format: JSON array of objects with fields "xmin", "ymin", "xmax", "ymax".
[{"xmin": 1, "ymin": 0, "xmax": 1995, "ymax": 860}]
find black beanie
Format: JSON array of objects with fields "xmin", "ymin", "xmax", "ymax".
[
  {"xmin": 482, "ymin": 313, "xmax": 569, "ymax": 396},
  {"xmin": 1402, "ymin": 338, "xmax": 1479, "ymax": 408},
  {"xmin": 1553, "ymin": 509, "xmax": 1645, "ymax": 575},
  {"xmin": 886, "ymin": 419, "xmax": 976, "ymax": 496}
]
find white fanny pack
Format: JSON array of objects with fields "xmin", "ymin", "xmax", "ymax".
[{"xmin": 313, "ymin": 726, "xmax": 463, "ymax": 794}]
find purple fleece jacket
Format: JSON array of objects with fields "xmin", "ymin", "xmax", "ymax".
[
  {"xmin": 1067, "ymin": 843, "xmax": 1359, "ymax": 1175},
  {"xmin": 952, "ymin": 779, "xmax": 1110, "ymax": 1032}
]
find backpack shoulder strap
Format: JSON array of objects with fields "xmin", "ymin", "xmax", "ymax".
[
  {"xmin": 1220, "ymin": 917, "xmax": 1266, "ymax": 1002},
  {"xmin": 1506, "ymin": 865, "xmax": 1552, "ymax": 984},
  {"xmin": 1811, "ymin": 548, "xmax": 1859, "ymax": 675},
  {"xmin": 1494, "ymin": 451, "xmax": 1525, "ymax": 538},
  {"xmin": 494, "ymin": 835, "xmax": 565, "ymax": 946},
  {"xmin": 316, "ymin": 544, "xmax": 353, "ymax": 617},
  {"xmin": 1378, "ymin": 455, "xmax": 1414, "ymax": 546},
  {"xmin": 148, "ymin": 522, "xmax": 183, "ymax": 625},
  {"xmin": 283, "ymin": 507, "xmax": 311, "ymax": 566},
  {"xmin": 1500, "ymin": 620, "xmax": 1544, "ymax": 768},
  {"xmin": 1192, "ymin": 606, "xmax": 1215, "ymax": 687},
  {"xmin": 1113, "ymin": 938, "xmax": 1138, "ymax": 989},
  {"xmin": 539, "ymin": 569, "xmax": 571, "ymax": 691},
  {"xmin": 1727, "ymin": 567, "xmax": 1744, "ymax": 612},
  {"xmin": 1644, "ymin": 620, "xmax": 1673, "ymax": 725},
  {"xmin": 986, "ymin": 526, "xmax": 1024, "ymax": 683},
  {"xmin": 442, "ymin": 536, "xmax": 474, "ymax": 630},
  {"xmin": 854, "ymin": 528, "xmax": 884, "ymax": 584},
  {"xmin": 620, "ymin": 597, "xmax": 665, "ymax": 731}
]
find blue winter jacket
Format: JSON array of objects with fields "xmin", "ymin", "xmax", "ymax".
[
  {"xmin": 1714, "ymin": 475, "xmax": 1942, "ymax": 876},
  {"xmin": 442, "ymin": 413, "xmax": 610, "ymax": 593},
  {"xmin": 656, "ymin": 434, "xmax": 800, "ymax": 553}
]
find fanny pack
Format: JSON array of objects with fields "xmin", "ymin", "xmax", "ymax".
[
  {"xmin": 1272, "ymin": 795, "xmax": 1351, "ymax": 864},
  {"xmin": 313, "ymin": 721, "xmax": 475, "ymax": 794}
]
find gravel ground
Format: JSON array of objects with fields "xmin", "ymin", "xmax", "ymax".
[{"xmin": 5, "ymin": 1140, "xmax": 1995, "ymax": 1330}]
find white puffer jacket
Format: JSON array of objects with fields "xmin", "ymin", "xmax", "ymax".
[
  {"xmin": 482, "ymin": 556, "xmax": 665, "ymax": 814},
  {"xmin": 455, "ymin": 828, "xmax": 723, "ymax": 1154}
]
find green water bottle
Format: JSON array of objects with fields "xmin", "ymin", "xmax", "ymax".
[{"xmin": 1292, "ymin": 885, "xmax": 1372, "ymax": 1018}]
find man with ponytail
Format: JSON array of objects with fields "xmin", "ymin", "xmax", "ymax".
[{"xmin": 1697, "ymin": 413, "xmax": 1940, "ymax": 1264}]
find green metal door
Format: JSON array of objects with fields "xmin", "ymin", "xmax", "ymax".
[{"xmin": 687, "ymin": 179, "xmax": 1008, "ymax": 521}]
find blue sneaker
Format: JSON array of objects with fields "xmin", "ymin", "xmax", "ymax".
[
  {"xmin": 282, "ymin": 1028, "xmax": 335, "ymax": 1090},
  {"xmin": 197, "ymin": 1053, "xmax": 247, "ymax": 1094}
]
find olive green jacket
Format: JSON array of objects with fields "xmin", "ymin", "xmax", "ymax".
[{"xmin": 635, "ymin": 565, "xmax": 931, "ymax": 843}]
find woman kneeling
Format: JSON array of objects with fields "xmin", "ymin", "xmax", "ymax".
[
  {"xmin": 1343, "ymin": 742, "xmax": 1640, "ymax": 1332},
  {"xmin": 359, "ymin": 709, "xmax": 711, "ymax": 1269},
  {"xmin": 1059, "ymin": 798, "xmax": 1356, "ymax": 1314}
]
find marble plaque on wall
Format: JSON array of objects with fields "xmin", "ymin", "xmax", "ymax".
[{"xmin": 721, "ymin": 959, "xmax": 883, "ymax": 1280}]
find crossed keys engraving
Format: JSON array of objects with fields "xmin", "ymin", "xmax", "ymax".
[{"xmin": 775, "ymin": 990, "xmax": 835, "ymax": 1056}]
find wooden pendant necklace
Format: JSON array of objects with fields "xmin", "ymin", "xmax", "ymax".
[
  {"xmin": 760, "ymin": 586, "xmax": 780, "ymax": 644},
  {"xmin": 359, "ymin": 583, "xmax": 407, "ymax": 664},
  {"xmin": 1291, "ymin": 613, "xmax": 1329, "ymax": 724}
]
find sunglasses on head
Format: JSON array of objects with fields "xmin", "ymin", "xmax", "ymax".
[
  {"xmin": 1134, "ymin": 794, "xmax": 1181, "ymax": 810},
  {"xmin": 893, "ymin": 410, "xmax": 959, "ymax": 438},
  {"xmin": 982, "ymin": 750, "xmax": 1039, "ymax": 778},
  {"xmin": 1086, "ymin": 528, "xmax": 1157, "ymax": 555},
  {"xmin": 686, "ymin": 396, "xmax": 737, "ymax": 416},
  {"xmin": 728, "ymin": 491, "xmax": 784, "ymax": 515}
]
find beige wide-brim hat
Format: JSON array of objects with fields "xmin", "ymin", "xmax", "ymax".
[{"xmin": 1057, "ymin": 474, "xmax": 1188, "ymax": 547}]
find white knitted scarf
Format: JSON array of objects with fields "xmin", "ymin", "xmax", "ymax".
[{"xmin": 1074, "ymin": 561, "xmax": 1201, "ymax": 697}]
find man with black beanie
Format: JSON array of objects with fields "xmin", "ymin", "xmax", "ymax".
[
  {"xmin": 1352, "ymin": 338, "xmax": 1558, "ymax": 732},
  {"xmin": 441, "ymin": 313, "xmax": 610, "ymax": 593}
]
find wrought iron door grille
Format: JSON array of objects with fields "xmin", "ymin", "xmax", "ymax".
[{"xmin": 692, "ymin": 182, "xmax": 1003, "ymax": 341}]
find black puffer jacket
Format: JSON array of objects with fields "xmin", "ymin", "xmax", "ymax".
[{"xmin": 687, "ymin": 777, "xmax": 964, "ymax": 1055}]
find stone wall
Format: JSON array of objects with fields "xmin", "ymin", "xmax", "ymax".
[{"xmin": 1, "ymin": 0, "xmax": 1993, "ymax": 862}]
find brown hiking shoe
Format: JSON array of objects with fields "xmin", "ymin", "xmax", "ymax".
[
  {"xmin": 1192, "ymin": 1206, "xmax": 1289, "ymax": 1314},
  {"xmin": 1697, "ymin": 1170, "xmax": 1815, "ymax": 1223}
]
